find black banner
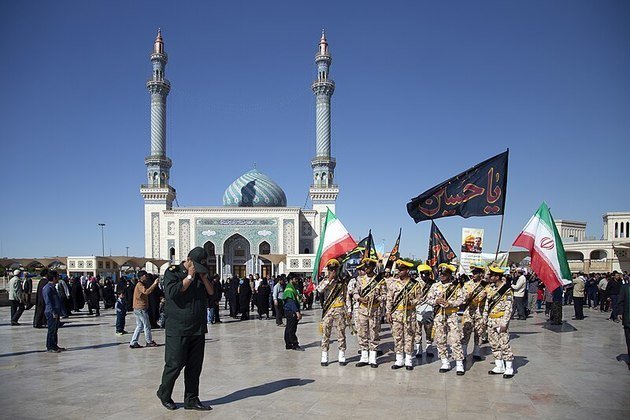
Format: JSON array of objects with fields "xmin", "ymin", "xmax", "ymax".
[
  {"xmin": 427, "ymin": 221, "xmax": 456, "ymax": 270},
  {"xmin": 385, "ymin": 228, "xmax": 402, "ymax": 271},
  {"xmin": 407, "ymin": 150, "xmax": 509, "ymax": 222}
]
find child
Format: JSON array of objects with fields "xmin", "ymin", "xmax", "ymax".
[
  {"xmin": 536, "ymin": 285, "xmax": 544, "ymax": 310},
  {"xmin": 115, "ymin": 291, "xmax": 128, "ymax": 335}
]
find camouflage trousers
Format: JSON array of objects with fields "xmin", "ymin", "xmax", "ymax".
[
  {"xmin": 414, "ymin": 321, "xmax": 433, "ymax": 345},
  {"xmin": 321, "ymin": 306, "xmax": 347, "ymax": 351},
  {"xmin": 356, "ymin": 307, "xmax": 381, "ymax": 351},
  {"xmin": 461, "ymin": 306, "xmax": 486, "ymax": 347},
  {"xmin": 487, "ymin": 317, "xmax": 513, "ymax": 361},
  {"xmin": 391, "ymin": 310, "xmax": 415, "ymax": 354},
  {"xmin": 433, "ymin": 311, "xmax": 464, "ymax": 361}
]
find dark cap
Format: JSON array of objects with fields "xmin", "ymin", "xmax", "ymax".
[{"xmin": 187, "ymin": 247, "xmax": 209, "ymax": 274}]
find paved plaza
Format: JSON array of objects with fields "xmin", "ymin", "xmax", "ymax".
[{"xmin": 0, "ymin": 304, "xmax": 628, "ymax": 420}]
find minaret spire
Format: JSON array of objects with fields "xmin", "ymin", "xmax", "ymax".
[{"xmin": 309, "ymin": 31, "xmax": 339, "ymax": 224}]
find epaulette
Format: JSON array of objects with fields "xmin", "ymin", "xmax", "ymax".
[{"xmin": 168, "ymin": 265, "xmax": 178, "ymax": 271}]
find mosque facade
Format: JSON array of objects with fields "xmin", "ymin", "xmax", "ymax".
[{"xmin": 140, "ymin": 31, "xmax": 338, "ymax": 278}]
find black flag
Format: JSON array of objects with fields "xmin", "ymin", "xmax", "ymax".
[
  {"xmin": 342, "ymin": 232, "xmax": 377, "ymax": 263},
  {"xmin": 362, "ymin": 230, "xmax": 375, "ymax": 261},
  {"xmin": 385, "ymin": 228, "xmax": 402, "ymax": 271},
  {"xmin": 427, "ymin": 221, "xmax": 456, "ymax": 270},
  {"xmin": 407, "ymin": 150, "xmax": 509, "ymax": 223}
]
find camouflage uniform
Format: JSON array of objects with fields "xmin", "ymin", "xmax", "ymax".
[
  {"xmin": 353, "ymin": 274, "xmax": 386, "ymax": 351},
  {"xmin": 483, "ymin": 283, "xmax": 514, "ymax": 361},
  {"xmin": 461, "ymin": 279, "xmax": 488, "ymax": 349},
  {"xmin": 317, "ymin": 278, "xmax": 350, "ymax": 352},
  {"xmin": 386, "ymin": 276, "xmax": 421, "ymax": 355},
  {"xmin": 414, "ymin": 278, "xmax": 434, "ymax": 347},
  {"xmin": 425, "ymin": 280, "xmax": 466, "ymax": 361}
]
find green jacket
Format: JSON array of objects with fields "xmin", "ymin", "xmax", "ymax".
[{"xmin": 163, "ymin": 264, "xmax": 208, "ymax": 336}]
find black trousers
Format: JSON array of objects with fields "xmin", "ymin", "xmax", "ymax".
[
  {"xmin": 284, "ymin": 310, "xmax": 299, "ymax": 348},
  {"xmin": 157, "ymin": 334, "xmax": 205, "ymax": 405},
  {"xmin": 275, "ymin": 300, "xmax": 284, "ymax": 325},
  {"xmin": 10, "ymin": 300, "xmax": 25, "ymax": 324},
  {"xmin": 573, "ymin": 297, "xmax": 584, "ymax": 319},
  {"xmin": 514, "ymin": 296, "xmax": 526, "ymax": 319}
]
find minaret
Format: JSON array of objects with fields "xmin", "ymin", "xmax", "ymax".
[
  {"xmin": 141, "ymin": 29, "xmax": 175, "ymax": 260},
  {"xmin": 309, "ymin": 30, "xmax": 339, "ymax": 221}
]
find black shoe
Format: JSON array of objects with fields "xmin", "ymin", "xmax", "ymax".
[
  {"xmin": 129, "ymin": 343, "xmax": 142, "ymax": 349},
  {"xmin": 11, "ymin": 322, "xmax": 19, "ymax": 326},
  {"xmin": 292, "ymin": 345, "xmax": 304, "ymax": 351},
  {"xmin": 47, "ymin": 349, "xmax": 61, "ymax": 353},
  {"xmin": 439, "ymin": 367, "xmax": 450, "ymax": 373},
  {"xmin": 391, "ymin": 364, "xmax": 404, "ymax": 370},
  {"xmin": 339, "ymin": 361, "xmax": 348, "ymax": 366},
  {"xmin": 370, "ymin": 363, "xmax": 378, "ymax": 368},
  {"xmin": 456, "ymin": 370, "xmax": 465, "ymax": 376},
  {"xmin": 184, "ymin": 401, "xmax": 212, "ymax": 411},
  {"xmin": 356, "ymin": 361, "xmax": 368, "ymax": 367},
  {"xmin": 405, "ymin": 365, "xmax": 413, "ymax": 371},
  {"xmin": 286, "ymin": 345, "xmax": 293, "ymax": 350},
  {"xmin": 161, "ymin": 399, "xmax": 177, "ymax": 410},
  {"xmin": 503, "ymin": 373, "xmax": 514, "ymax": 379},
  {"xmin": 321, "ymin": 362, "xmax": 328, "ymax": 367}
]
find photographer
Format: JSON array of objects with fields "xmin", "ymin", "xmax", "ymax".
[{"xmin": 157, "ymin": 247, "xmax": 214, "ymax": 411}]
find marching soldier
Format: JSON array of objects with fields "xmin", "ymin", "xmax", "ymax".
[
  {"xmin": 425, "ymin": 263, "xmax": 466, "ymax": 375},
  {"xmin": 414, "ymin": 264, "xmax": 435, "ymax": 359},
  {"xmin": 461, "ymin": 264, "xmax": 489, "ymax": 362},
  {"xmin": 484, "ymin": 266, "xmax": 515, "ymax": 378},
  {"xmin": 317, "ymin": 259, "xmax": 351, "ymax": 366},
  {"xmin": 353, "ymin": 257, "xmax": 385, "ymax": 368},
  {"xmin": 386, "ymin": 260, "xmax": 421, "ymax": 370}
]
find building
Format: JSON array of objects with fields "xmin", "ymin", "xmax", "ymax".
[
  {"xmin": 140, "ymin": 30, "xmax": 339, "ymax": 277},
  {"xmin": 559, "ymin": 212, "xmax": 630, "ymax": 273}
]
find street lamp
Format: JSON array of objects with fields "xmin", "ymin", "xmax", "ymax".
[
  {"xmin": 98, "ymin": 223, "xmax": 106, "ymax": 256},
  {"xmin": 125, "ymin": 246, "xmax": 129, "ymax": 257}
]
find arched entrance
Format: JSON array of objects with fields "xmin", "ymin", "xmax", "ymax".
[
  {"xmin": 259, "ymin": 241, "xmax": 272, "ymax": 278},
  {"xmin": 223, "ymin": 234, "xmax": 251, "ymax": 278},
  {"xmin": 203, "ymin": 241, "xmax": 217, "ymax": 276}
]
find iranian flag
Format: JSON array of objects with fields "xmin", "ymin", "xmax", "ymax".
[
  {"xmin": 312, "ymin": 209, "xmax": 357, "ymax": 278},
  {"xmin": 513, "ymin": 202, "xmax": 571, "ymax": 292}
]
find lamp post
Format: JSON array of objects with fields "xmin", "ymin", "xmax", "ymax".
[
  {"xmin": 125, "ymin": 246, "xmax": 129, "ymax": 257},
  {"xmin": 98, "ymin": 223, "xmax": 106, "ymax": 256}
]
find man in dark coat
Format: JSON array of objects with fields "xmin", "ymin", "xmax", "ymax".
[
  {"xmin": 86, "ymin": 277, "xmax": 101, "ymax": 316},
  {"xmin": 33, "ymin": 268, "xmax": 50, "ymax": 328},
  {"xmin": 156, "ymin": 247, "xmax": 214, "ymax": 411},
  {"xmin": 148, "ymin": 274, "xmax": 165, "ymax": 329},
  {"xmin": 23, "ymin": 274, "xmax": 33, "ymax": 310},
  {"xmin": 228, "ymin": 276, "xmax": 239, "ymax": 318}
]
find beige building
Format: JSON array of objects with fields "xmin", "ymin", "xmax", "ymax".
[{"xmin": 559, "ymin": 212, "xmax": 630, "ymax": 273}]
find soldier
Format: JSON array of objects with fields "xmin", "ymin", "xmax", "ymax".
[
  {"xmin": 425, "ymin": 263, "xmax": 466, "ymax": 375},
  {"xmin": 484, "ymin": 266, "xmax": 515, "ymax": 378},
  {"xmin": 317, "ymin": 259, "xmax": 351, "ymax": 366},
  {"xmin": 353, "ymin": 257, "xmax": 385, "ymax": 368},
  {"xmin": 461, "ymin": 264, "xmax": 489, "ymax": 362},
  {"xmin": 414, "ymin": 264, "xmax": 435, "ymax": 359},
  {"xmin": 157, "ymin": 247, "xmax": 215, "ymax": 411},
  {"xmin": 386, "ymin": 260, "xmax": 421, "ymax": 370}
]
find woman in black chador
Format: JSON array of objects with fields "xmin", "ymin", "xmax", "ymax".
[
  {"xmin": 238, "ymin": 278, "xmax": 252, "ymax": 321},
  {"xmin": 256, "ymin": 279, "xmax": 271, "ymax": 319}
]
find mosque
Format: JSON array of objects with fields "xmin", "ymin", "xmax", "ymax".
[{"xmin": 141, "ymin": 30, "xmax": 338, "ymax": 278}]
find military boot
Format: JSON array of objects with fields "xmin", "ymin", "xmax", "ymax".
[
  {"xmin": 356, "ymin": 350, "xmax": 369, "ymax": 367},
  {"xmin": 321, "ymin": 351, "xmax": 329, "ymax": 367},
  {"xmin": 488, "ymin": 360, "xmax": 505, "ymax": 375},
  {"xmin": 391, "ymin": 353, "xmax": 404, "ymax": 370}
]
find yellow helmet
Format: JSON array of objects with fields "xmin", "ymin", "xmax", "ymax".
[{"xmin": 416, "ymin": 263, "xmax": 432, "ymax": 273}]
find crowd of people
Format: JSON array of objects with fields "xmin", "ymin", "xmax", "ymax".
[{"xmin": 5, "ymin": 255, "xmax": 630, "ymax": 404}]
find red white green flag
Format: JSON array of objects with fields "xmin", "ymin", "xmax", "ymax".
[
  {"xmin": 513, "ymin": 202, "xmax": 571, "ymax": 292},
  {"xmin": 312, "ymin": 209, "xmax": 357, "ymax": 278}
]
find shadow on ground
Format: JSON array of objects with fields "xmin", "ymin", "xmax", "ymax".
[{"xmin": 207, "ymin": 378, "xmax": 315, "ymax": 405}]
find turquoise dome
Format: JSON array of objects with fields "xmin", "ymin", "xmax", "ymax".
[{"xmin": 223, "ymin": 169, "xmax": 287, "ymax": 207}]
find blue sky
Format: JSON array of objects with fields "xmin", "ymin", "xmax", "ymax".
[{"xmin": 1, "ymin": 0, "xmax": 628, "ymax": 260}]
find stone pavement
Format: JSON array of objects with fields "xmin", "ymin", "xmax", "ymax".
[{"xmin": 0, "ymin": 304, "xmax": 628, "ymax": 420}]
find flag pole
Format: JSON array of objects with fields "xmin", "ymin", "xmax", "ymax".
[
  {"xmin": 494, "ymin": 148, "xmax": 509, "ymax": 263},
  {"xmin": 494, "ymin": 213, "xmax": 505, "ymax": 262}
]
